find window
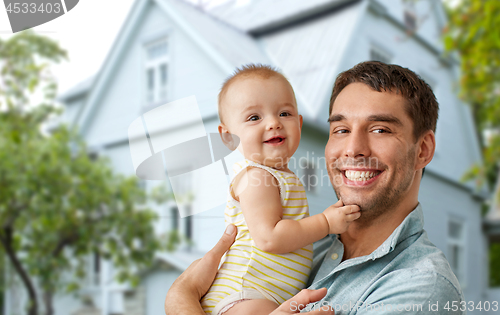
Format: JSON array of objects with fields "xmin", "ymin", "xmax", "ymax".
[
  {"xmin": 169, "ymin": 170, "xmax": 193, "ymax": 245},
  {"xmin": 144, "ymin": 38, "xmax": 169, "ymax": 105},
  {"xmin": 170, "ymin": 206, "xmax": 179, "ymax": 230},
  {"xmin": 369, "ymin": 46, "xmax": 391, "ymax": 64},
  {"xmin": 137, "ymin": 179, "xmax": 147, "ymax": 190},
  {"xmin": 88, "ymin": 152, "xmax": 99, "ymax": 161},
  {"xmin": 93, "ymin": 251, "xmax": 100, "ymax": 285},
  {"xmin": 447, "ymin": 218, "xmax": 465, "ymax": 284},
  {"xmin": 403, "ymin": 1, "xmax": 417, "ymax": 32},
  {"xmin": 301, "ymin": 160, "xmax": 317, "ymax": 193},
  {"xmin": 184, "ymin": 205, "xmax": 193, "ymax": 240}
]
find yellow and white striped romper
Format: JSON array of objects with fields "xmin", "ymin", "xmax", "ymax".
[{"xmin": 201, "ymin": 159, "xmax": 313, "ymax": 315}]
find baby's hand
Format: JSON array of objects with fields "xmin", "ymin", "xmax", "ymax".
[{"xmin": 322, "ymin": 199, "xmax": 360, "ymax": 234}]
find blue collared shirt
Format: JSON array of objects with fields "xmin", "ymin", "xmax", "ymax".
[{"xmin": 304, "ymin": 204, "xmax": 465, "ymax": 314}]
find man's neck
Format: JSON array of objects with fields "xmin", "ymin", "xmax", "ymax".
[{"xmin": 340, "ymin": 199, "xmax": 419, "ymax": 261}]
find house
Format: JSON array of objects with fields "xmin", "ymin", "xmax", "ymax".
[{"xmin": 5, "ymin": 0, "xmax": 497, "ymax": 314}]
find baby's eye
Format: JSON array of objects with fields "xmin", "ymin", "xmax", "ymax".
[
  {"xmin": 280, "ymin": 112, "xmax": 291, "ymax": 117},
  {"xmin": 248, "ymin": 115, "xmax": 260, "ymax": 121}
]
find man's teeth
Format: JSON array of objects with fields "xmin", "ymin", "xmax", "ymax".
[{"xmin": 345, "ymin": 170, "xmax": 380, "ymax": 181}]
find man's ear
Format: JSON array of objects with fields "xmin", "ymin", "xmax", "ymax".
[
  {"xmin": 218, "ymin": 123, "xmax": 237, "ymax": 151},
  {"xmin": 415, "ymin": 130, "xmax": 435, "ymax": 171},
  {"xmin": 299, "ymin": 115, "xmax": 303, "ymax": 131}
]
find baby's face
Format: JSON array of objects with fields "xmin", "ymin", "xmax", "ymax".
[{"xmin": 221, "ymin": 76, "xmax": 302, "ymax": 170}]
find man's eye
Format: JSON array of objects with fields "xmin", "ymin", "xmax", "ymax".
[
  {"xmin": 334, "ymin": 129, "xmax": 349, "ymax": 134},
  {"xmin": 280, "ymin": 112, "xmax": 291, "ymax": 117},
  {"xmin": 373, "ymin": 129, "xmax": 390, "ymax": 134},
  {"xmin": 248, "ymin": 115, "xmax": 260, "ymax": 121}
]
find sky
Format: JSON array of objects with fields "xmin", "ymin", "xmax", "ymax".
[
  {"xmin": 0, "ymin": 0, "xmax": 139, "ymax": 96},
  {"xmin": 0, "ymin": 0, "xmax": 235, "ymax": 97}
]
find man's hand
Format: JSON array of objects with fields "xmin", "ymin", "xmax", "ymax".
[
  {"xmin": 164, "ymin": 224, "xmax": 237, "ymax": 315},
  {"xmin": 323, "ymin": 199, "xmax": 360, "ymax": 234},
  {"xmin": 271, "ymin": 288, "xmax": 335, "ymax": 314}
]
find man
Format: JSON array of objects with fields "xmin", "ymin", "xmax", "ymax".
[{"xmin": 164, "ymin": 62, "xmax": 464, "ymax": 314}]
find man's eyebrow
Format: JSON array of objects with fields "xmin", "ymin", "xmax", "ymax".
[
  {"xmin": 327, "ymin": 114, "xmax": 345, "ymax": 123},
  {"xmin": 367, "ymin": 114, "xmax": 403, "ymax": 126}
]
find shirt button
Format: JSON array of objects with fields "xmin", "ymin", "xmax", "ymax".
[{"xmin": 331, "ymin": 253, "xmax": 339, "ymax": 260}]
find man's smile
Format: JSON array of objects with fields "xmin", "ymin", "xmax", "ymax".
[{"xmin": 341, "ymin": 169, "xmax": 384, "ymax": 187}]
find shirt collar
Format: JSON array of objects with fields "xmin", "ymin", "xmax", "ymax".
[{"xmin": 370, "ymin": 203, "xmax": 424, "ymax": 260}]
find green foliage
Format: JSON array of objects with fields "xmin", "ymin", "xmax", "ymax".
[
  {"xmin": 0, "ymin": 108, "xmax": 162, "ymax": 290},
  {"xmin": 0, "ymin": 30, "xmax": 174, "ymax": 314},
  {"xmin": 444, "ymin": 0, "xmax": 500, "ymax": 288},
  {"xmin": 444, "ymin": 0, "xmax": 500, "ymax": 190}
]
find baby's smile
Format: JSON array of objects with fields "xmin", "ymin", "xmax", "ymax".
[{"xmin": 264, "ymin": 136, "xmax": 286, "ymax": 146}]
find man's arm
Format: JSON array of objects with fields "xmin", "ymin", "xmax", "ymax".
[
  {"xmin": 165, "ymin": 225, "xmax": 237, "ymax": 315},
  {"xmin": 164, "ymin": 224, "xmax": 335, "ymax": 315}
]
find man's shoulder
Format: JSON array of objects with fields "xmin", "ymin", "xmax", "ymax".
[
  {"xmin": 354, "ymin": 232, "xmax": 464, "ymax": 314},
  {"xmin": 363, "ymin": 230, "xmax": 464, "ymax": 308},
  {"xmin": 360, "ymin": 268, "xmax": 465, "ymax": 314},
  {"xmin": 394, "ymin": 230, "xmax": 460, "ymax": 289}
]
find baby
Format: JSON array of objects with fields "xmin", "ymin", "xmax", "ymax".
[{"xmin": 201, "ymin": 64, "xmax": 360, "ymax": 315}]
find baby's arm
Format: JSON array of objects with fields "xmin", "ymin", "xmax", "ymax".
[{"xmin": 235, "ymin": 168, "xmax": 359, "ymax": 254}]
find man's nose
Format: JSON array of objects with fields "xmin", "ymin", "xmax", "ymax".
[
  {"xmin": 266, "ymin": 116, "xmax": 282, "ymax": 130},
  {"xmin": 344, "ymin": 131, "xmax": 371, "ymax": 158}
]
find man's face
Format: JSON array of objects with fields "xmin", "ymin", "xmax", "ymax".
[{"xmin": 325, "ymin": 83, "xmax": 419, "ymax": 223}]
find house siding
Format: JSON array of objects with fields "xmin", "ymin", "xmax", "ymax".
[{"xmin": 420, "ymin": 173, "xmax": 488, "ymax": 312}]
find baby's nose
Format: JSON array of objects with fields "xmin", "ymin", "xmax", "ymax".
[{"xmin": 266, "ymin": 117, "xmax": 282, "ymax": 130}]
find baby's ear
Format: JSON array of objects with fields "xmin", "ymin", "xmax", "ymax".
[{"xmin": 218, "ymin": 124, "xmax": 238, "ymax": 151}]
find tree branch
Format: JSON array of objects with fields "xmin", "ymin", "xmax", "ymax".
[{"xmin": 0, "ymin": 227, "xmax": 38, "ymax": 315}]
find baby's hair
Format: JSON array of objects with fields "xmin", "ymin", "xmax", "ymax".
[{"xmin": 218, "ymin": 64, "xmax": 293, "ymax": 124}]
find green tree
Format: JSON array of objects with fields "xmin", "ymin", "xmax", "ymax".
[
  {"xmin": 0, "ymin": 31, "xmax": 165, "ymax": 315},
  {"xmin": 443, "ymin": 0, "xmax": 500, "ymax": 191},
  {"xmin": 443, "ymin": 0, "xmax": 500, "ymax": 286}
]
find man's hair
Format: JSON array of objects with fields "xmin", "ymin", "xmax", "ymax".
[
  {"xmin": 329, "ymin": 61, "xmax": 439, "ymax": 140},
  {"xmin": 218, "ymin": 64, "xmax": 294, "ymax": 124}
]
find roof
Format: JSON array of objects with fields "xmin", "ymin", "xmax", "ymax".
[
  {"xmin": 68, "ymin": 0, "xmax": 274, "ymax": 135},
  {"xmin": 165, "ymin": 0, "xmax": 271, "ymax": 67},
  {"xmin": 261, "ymin": 0, "xmax": 364, "ymax": 121},
  {"xmin": 206, "ymin": 0, "xmax": 357, "ymax": 33}
]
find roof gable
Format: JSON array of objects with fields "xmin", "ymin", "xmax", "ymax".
[
  {"xmin": 74, "ymin": 0, "xmax": 270, "ymax": 135},
  {"xmin": 75, "ymin": 0, "xmax": 150, "ymax": 135}
]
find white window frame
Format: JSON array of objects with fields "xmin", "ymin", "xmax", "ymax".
[
  {"xmin": 143, "ymin": 37, "xmax": 170, "ymax": 107},
  {"xmin": 447, "ymin": 216, "xmax": 467, "ymax": 287}
]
